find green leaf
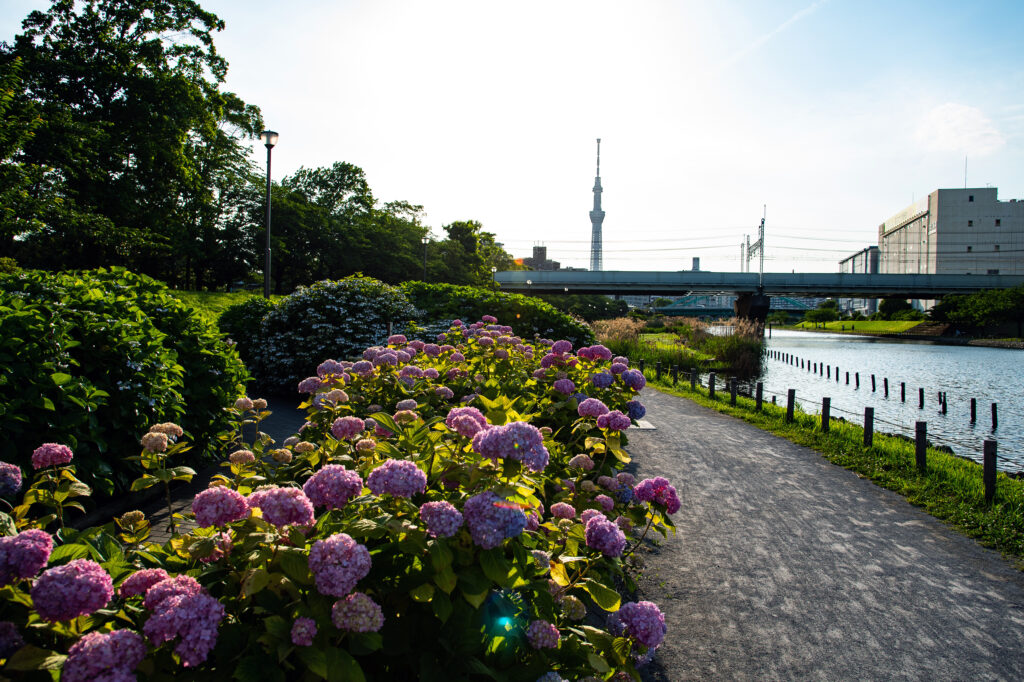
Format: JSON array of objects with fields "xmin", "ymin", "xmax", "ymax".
[
  {"xmin": 325, "ymin": 647, "xmax": 365, "ymax": 682},
  {"xmin": 278, "ymin": 549, "xmax": 312, "ymax": 585},
  {"xmin": 263, "ymin": 615, "xmax": 290, "ymax": 640},
  {"xmin": 410, "ymin": 582, "xmax": 435, "ymax": 603},
  {"xmin": 242, "ymin": 568, "xmax": 270, "ymax": 597},
  {"xmin": 587, "ymin": 653, "xmax": 611, "ymax": 673},
  {"xmin": 130, "ymin": 474, "xmax": 158, "ymax": 492},
  {"xmin": 48, "ymin": 542, "xmax": 90, "ymax": 563},
  {"xmin": 428, "ymin": 540, "xmax": 453, "ymax": 572},
  {"xmin": 234, "ymin": 655, "xmax": 286, "ymax": 682},
  {"xmin": 5, "ymin": 645, "xmax": 66, "ymax": 671},
  {"xmin": 297, "ymin": 647, "xmax": 327, "ymax": 679},
  {"xmin": 432, "ymin": 591, "xmax": 453, "ymax": 623},
  {"xmin": 50, "ymin": 372, "xmax": 73, "ymax": 386},
  {"xmin": 461, "ymin": 588, "xmax": 488, "ymax": 609},
  {"xmin": 479, "ymin": 548, "xmax": 512, "ymax": 588},
  {"xmin": 583, "ymin": 578, "xmax": 621, "ymax": 611},
  {"xmin": 0, "ymin": 511, "xmax": 16, "ymax": 536},
  {"xmin": 612, "ymin": 636, "xmax": 632, "ymax": 664}
]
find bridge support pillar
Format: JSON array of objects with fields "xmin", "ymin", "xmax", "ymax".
[{"xmin": 734, "ymin": 292, "xmax": 771, "ymax": 324}]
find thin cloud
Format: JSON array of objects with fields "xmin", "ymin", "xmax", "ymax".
[
  {"xmin": 714, "ymin": 0, "xmax": 832, "ymax": 75},
  {"xmin": 915, "ymin": 103, "xmax": 1006, "ymax": 155}
]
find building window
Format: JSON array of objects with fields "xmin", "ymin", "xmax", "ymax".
[
  {"xmin": 967, "ymin": 246, "xmax": 972, "ymax": 252},
  {"xmin": 969, "ymin": 195, "xmax": 974, "ymax": 202},
  {"xmin": 995, "ymin": 245, "xmax": 1000, "ymax": 251},
  {"xmin": 995, "ymin": 219, "xmax": 1001, "ymax": 226},
  {"xmin": 988, "ymin": 269, "xmax": 1000, "ymax": 275},
  {"xmin": 968, "ymin": 220, "xmax": 973, "ymax": 227}
]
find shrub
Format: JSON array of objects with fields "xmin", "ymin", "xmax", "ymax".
[
  {"xmin": 218, "ymin": 296, "xmax": 277, "ymax": 368},
  {"xmin": 591, "ymin": 317, "xmax": 646, "ymax": 343},
  {"xmin": 0, "ymin": 268, "xmax": 247, "ymax": 497},
  {"xmin": 400, "ymin": 281, "xmax": 594, "ymax": 348},
  {"xmin": 255, "ymin": 276, "xmax": 419, "ymax": 392},
  {"xmin": 0, "ymin": 316, "xmax": 677, "ymax": 680}
]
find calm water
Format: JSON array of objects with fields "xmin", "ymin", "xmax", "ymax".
[{"xmin": 755, "ymin": 330, "xmax": 1024, "ymax": 472}]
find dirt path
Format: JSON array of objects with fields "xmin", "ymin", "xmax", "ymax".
[{"xmin": 629, "ymin": 388, "xmax": 1024, "ymax": 681}]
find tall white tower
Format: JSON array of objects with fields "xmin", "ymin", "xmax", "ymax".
[{"xmin": 589, "ymin": 138, "xmax": 605, "ymax": 271}]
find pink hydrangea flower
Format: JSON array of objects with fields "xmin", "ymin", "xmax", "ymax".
[
  {"xmin": 192, "ymin": 487, "xmax": 249, "ymax": 527},
  {"xmin": 252, "ymin": 487, "xmax": 315, "ymax": 529},
  {"xmin": 445, "ymin": 406, "xmax": 488, "ymax": 438},
  {"xmin": 525, "ymin": 620, "xmax": 560, "ymax": 649},
  {"xmin": 609, "ymin": 601, "xmax": 667, "ymax": 649},
  {"xmin": 597, "ymin": 410, "xmax": 631, "ymax": 431},
  {"xmin": 595, "ymin": 494, "xmax": 615, "ymax": 512},
  {"xmin": 634, "ymin": 477, "xmax": 681, "ymax": 514},
  {"xmin": 118, "ymin": 568, "xmax": 170, "ymax": 598},
  {"xmin": 471, "ymin": 422, "xmax": 549, "ymax": 472},
  {"xmin": 143, "ymin": 589, "xmax": 224, "ymax": 667},
  {"xmin": 199, "ymin": 532, "xmax": 232, "ymax": 563},
  {"xmin": 303, "ymin": 465, "xmax": 363, "ymax": 510},
  {"xmin": 291, "ymin": 617, "xmax": 317, "ymax": 646},
  {"xmin": 395, "ymin": 399, "xmax": 418, "ymax": 411},
  {"xmin": 30, "ymin": 443, "xmax": 73, "ymax": 469},
  {"xmin": 387, "ymin": 334, "xmax": 408, "ymax": 345},
  {"xmin": 366, "ymin": 459, "xmax": 426, "ymax": 498},
  {"xmin": 331, "ymin": 416, "xmax": 365, "ymax": 441},
  {"xmin": 144, "ymin": 575, "xmax": 202, "ymax": 610},
  {"xmin": 580, "ymin": 509, "xmax": 604, "ymax": 526},
  {"xmin": 0, "ymin": 529, "xmax": 52, "ymax": 585},
  {"xmin": 568, "ymin": 454, "xmax": 594, "ymax": 471},
  {"xmin": 228, "ymin": 449, "xmax": 255, "ymax": 465},
  {"xmin": 585, "ymin": 516, "xmax": 626, "ymax": 557},
  {"xmin": 463, "ymin": 491, "xmax": 526, "ymax": 549},
  {"xmin": 332, "ymin": 592, "xmax": 384, "ymax": 632},
  {"xmin": 0, "ymin": 462, "xmax": 22, "ymax": 497},
  {"xmin": 577, "ymin": 399, "xmax": 609, "ymax": 418},
  {"xmin": 298, "ymin": 376, "xmax": 322, "ymax": 394},
  {"xmin": 309, "ymin": 533, "xmax": 371, "ymax": 597},
  {"xmin": 551, "ymin": 340, "xmax": 573, "ymax": 354},
  {"xmin": 62, "ymin": 629, "xmax": 146, "ymax": 682},
  {"xmin": 31, "ymin": 559, "xmax": 113, "ymax": 622},
  {"xmin": 419, "ymin": 501, "xmax": 463, "ymax": 538},
  {"xmin": 553, "ymin": 378, "xmax": 575, "ymax": 395},
  {"xmin": 550, "ymin": 502, "xmax": 576, "ymax": 519}
]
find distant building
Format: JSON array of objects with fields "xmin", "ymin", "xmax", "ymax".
[
  {"xmin": 878, "ymin": 188, "xmax": 1024, "ymax": 276},
  {"xmin": 838, "ymin": 246, "xmax": 879, "ymax": 314},
  {"xmin": 522, "ymin": 245, "xmax": 560, "ymax": 271}
]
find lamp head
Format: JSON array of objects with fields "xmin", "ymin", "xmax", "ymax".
[{"xmin": 260, "ymin": 130, "xmax": 279, "ymax": 148}]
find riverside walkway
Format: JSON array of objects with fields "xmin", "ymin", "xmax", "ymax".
[{"xmin": 630, "ymin": 388, "xmax": 1024, "ymax": 681}]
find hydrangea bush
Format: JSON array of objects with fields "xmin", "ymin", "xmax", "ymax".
[{"xmin": 0, "ymin": 316, "xmax": 679, "ymax": 681}]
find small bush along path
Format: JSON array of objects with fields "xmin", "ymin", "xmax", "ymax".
[{"xmin": 629, "ymin": 387, "xmax": 1024, "ymax": 681}]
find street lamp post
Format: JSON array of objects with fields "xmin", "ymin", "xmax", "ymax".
[
  {"xmin": 260, "ymin": 130, "xmax": 279, "ymax": 299},
  {"xmin": 491, "ymin": 266, "xmax": 497, "ymax": 290},
  {"xmin": 421, "ymin": 236, "xmax": 428, "ymax": 281}
]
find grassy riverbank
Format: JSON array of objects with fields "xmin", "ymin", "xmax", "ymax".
[
  {"xmin": 643, "ymin": 372, "xmax": 1024, "ymax": 567},
  {"xmin": 783, "ymin": 320, "xmax": 923, "ymax": 334}
]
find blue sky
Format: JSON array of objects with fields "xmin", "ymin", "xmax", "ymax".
[{"xmin": 4, "ymin": 0, "xmax": 1023, "ymax": 272}]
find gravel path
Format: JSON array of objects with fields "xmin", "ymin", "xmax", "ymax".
[{"xmin": 630, "ymin": 387, "xmax": 1024, "ymax": 681}]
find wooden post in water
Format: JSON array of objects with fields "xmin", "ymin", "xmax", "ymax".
[
  {"xmin": 690, "ymin": 367, "xmax": 697, "ymax": 391},
  {"xmin": 786, "ymin": 389, "xmax": 796, "ymax": 423},
  {"xmin": 871, "ymin": 374, "xmax": 876, "ymax": 392},
  {"xmin": 941, "ymin": 393, "xmax": 947, "ymax": 414},
  {"xmin": 970, "ymin": 398, "xmax": 977, "ymax": 422},
  {"xmin": 901, "ymin": 382, "xmax": 906, "ymax": 402},
  {"xmin": 708, "ymin": 372, "xmax": 716, "ymax": 400},
  {"xmin": 883, "ymin": 377, "xmax": 889, "ymax": 397},
  {"xmin": 845, "ymin": 371, "xmax": 849, "ymax": 385},
  {"xmin": 855, "ymin": 372, "xmax": 860, "ymax": 388},
  {"xmin": 730, "ymin": 378, "xmax": 737, "ymax": 406},
  {"xmin": 992, "ymin": 402, "xmax": 998, "ymax": 430},
  {"xmin": 915, "ymin": 422, "xmax": 927, "ymax": 472},
  {"xmin": 827, "ymin": 365, "xmax": 831, "ymax": 379},
  {"xmin": 755, "ymin": 382, "xmax": 763, "ymax": 411},
  {"xmin": 919, "ymin": 388, "xmax": 924, "ymax": 409},
  {"xmin": 984, "ymin": 440, "xmax": 997, "ymax": 503},
  {"xmin": 671, "ymin": 365, "xmax": 678, "ymax": 385},
  {"xmin": 821, "ymin": 397, "xmax": 831, "ymax": 433},
  {"xmin": 836, "ymin": 366, "xmax": 840, "ymax": 383},
  {"xmin": 772, "ymin": 395, "xmax": 777, "ymax": 405},
  {"xmin": 864, "ymin": 407, "xmax": 874, "ymax": 446}
]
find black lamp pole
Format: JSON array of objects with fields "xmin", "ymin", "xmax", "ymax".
[
  {"xmin": 421, "ymin": 236, "xmax": 428, "ymax": 280},
  {"xmin": 260, "ymin": 130, "xmax": 278, "ymax": 298}
]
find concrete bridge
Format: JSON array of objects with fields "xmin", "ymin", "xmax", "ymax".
[{"xmin": 494, "ymin": 270, "xmax": 1024, "ymax": 320}]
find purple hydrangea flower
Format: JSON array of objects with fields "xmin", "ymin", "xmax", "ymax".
[
  {"xmin": 332, "ymin": 592, "xmax": 384, "ymax": 632},
  {"xmin": 143, "ymin": 589, "xmax": 224, "ymax": 667},
  {"xmin": 143, "ymin": 575, "xmax": 201, "ymax": 609},
  {"xmin": 388, "ymin": 334, "xmax": 408, "ymax": 345},
  {"xmin": 119, "ymin": 568, "xmax": 170, "ymax": 598},
  {"xmin": 0, "ymin": 529, "xmax": 52, "ymax": 585},
  {"xmin": 634, "ymin": 477, "xmax": 681, "ymax": 514},
  {"xmin": 351, "ymin": 360, "xmax": 374, "ymax": 376},
  {"xmin": 423, "ymin": 343, "xmax": 442, "ymax": 357},
  {"xmin": 610, "ymin": 362, "xmax": 628, "ymax": 375},
  {"xmin": 309, "ymin": 533, "xmax": 371, "ymax": 597},
  {"xmin": 553, "ymin": 378, "xmax": 575, "ymax": 395},
  {"xmin": 551, "ymin": 340, "xmax": 573, "ymax": 354},
  {"xmin": 617, "ymin": 472, "xmax": 636, "ymax": 487},
  {"xmin": 303, "ymin": 465, "xmax": 363, "ymax": 510},
  {"xmin": 0, "ymin": 462, "xmax": 22, "ymax": 498},
  {"xmin": 471, "ymin": 422, "xmax": 549, "ymax": 472},
  {"xmin": 291, "ymin": 617, "xmax": 317, "ymax": 646},
  {"xmin": 589, "ymin": 345, "xmax": 613, "ymax": 361},
  {"xmin": 580, "ymin": 508, "xmax": 604, "ymax": 527},
  {"xmin": 525, "ymin": 619, "xmax": 560, "ymax": 649},
  {"xmin": 434, "ymin": 386, "xmax": 454, "ymax": 400},
  {"xmin": 609, "ymin": 601, "xmax": 667, "ymax": 649},
  {"xmin": 596, "ymin": 410, "xmax": 631, "ymax": 431},
  {"xmin": 192, "ymin": 487, "xmax": 249, "ymax": 527},
  {"xmin": 62, "ymin": 629, "xmax": 146, "ymax": 682},
  {"xmin": 317, "ymin": 359, "xmax": 346, "ymax": 377},
  {"xmin": 445, "ymin": 407, "xmax": 488, "ymax": 438},
  {"xmin": 463, "ymin": 491, "xmax": 527, "ymax": 549},
  {"xmin": 626, "ymin": 400, "xmax": 646, "ymax": 420},
  {"xmin": 577, "ymin": 398, "xmax": 610, "ymax": 418},
  {"xmin": 30, "ymin": 443, "xmax": 73, "ymax": 469},
  {"xmin": 590, "ymin": 372, "xmax": 615, "ymax": 389},
  {"xmin": 419, "ymin": 501, "xmax": 463, "ymax": 538},
  {"xmin": 331, "ymin": 416, "xmax": 365, "ymax": 440},
  {"xmin": 585, "ymin": 516, "xmax": 626, "ymax": 557},
  {"xmin": 298, "ymin": 377, "xmax": 322, "ymax": 394},
  {"xmin": 31, "ymin": 559, "xmax": 113, "ymax": 622},
  {"xmin": 366, "ymin": 459, "xmax": 426, "ymax": 498},
  {"xmin": 595, "ymin": 494, "xmax": 615, "ymax": 512},
  {"xmin": 424, "ymin": 368, "xmax": 440, "ymax": 379},
  {"xmin": 252, "ymin": 487, "xmax": 315, "ymax": 529},
  {"xmin": 621, "ymin": 369, "xmax": 646, "ymax": 390},
  {"xmin": 0, "ymin": 621, "xmax": 23, "ymax": 658},
  {"xmin": 567, "ymin": 454, "xmax": 594, "ymax": 471},
  {"xmin": 396, "ymin": 399, "xmax": 418, "ymax": 411},
  {"xmin": 550, "ymin": 502, "xmax": 576, "ymax": 519}
]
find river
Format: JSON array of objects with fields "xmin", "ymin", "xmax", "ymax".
[{"xmin": 754, "ymin": 330, "xmax": 1023, "ymax": 473}]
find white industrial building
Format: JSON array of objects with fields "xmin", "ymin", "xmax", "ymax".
[
  {"xmin": 837, "ymin": 246, "xmax": 879, "ymax": 314},
  {"xmin": 878, "ymin": 187, "xmax": 1024, "ymax": 276}
]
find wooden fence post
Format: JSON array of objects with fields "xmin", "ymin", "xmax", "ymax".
[
  {"xmin": 708, "ymin": 372, "xmax": 716, "ymax": 400},
  {"xmin": 821, "ymin": 397, "xmax": 830, "ymax": 433},
  {"xmin": 786, "ymin": 389, "xmax": 796, "ymax": 422},
  {"xmin": 984, "ymin": 440, "xmax": 997, "ymax": 503},
  {"xmin": 638, "ymin": 359, "xmax": 645, "ymax": 373},
  {"xmin": 915, "ymin": 422, "xmax": 927, "ymax": 472},
  {"xmin": 690, "ymin": 367, "xmax": 697, "ymax": 391},
  {"xmin": 656, "ymin": 361, "xmax": 662, "ymax": 381},
  {"xmin": 730, "ymin": 378, "xmax": 737, "ymax": 406},
  {"xmin": 671, "ymin": 365, "xmax": 678, "ymax": 385},
  {"xmin": 863, "ymin": 407, "xmax": 874, "ymax": 446},
  {"xmin": 755, "ymin": 382, "xmax": 763, "ymax": 411}
]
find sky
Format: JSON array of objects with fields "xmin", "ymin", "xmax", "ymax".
[{"xmin": 4, "ymin": 0, "xmax": 1024, "ymax": 273}]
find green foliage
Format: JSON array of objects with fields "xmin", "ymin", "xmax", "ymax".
[
  {"xmin": 0, "ymin": 317, "xmax": 672, "ymax": 680},
  {"xmin": 931, "ymin": 285, "xmax": 1024, "ymax": 335},
  {"xmin": 0, "ymin": 257, "xmax": 19, "ymax": 275},
  {"xmin": 537, "ymin": 294, "xmax": 629, "ymax": 322},
  {"xmin": 255, "ymin": 276, "xmax": 419, "ymax": 391},
  {"xmin": 876, "ymin": 297, "xmax": 914, "ymax": 320},
  {"xmin": 218, "ymin": 296, "xmax": 277, "ymax": 368},
  {"xmin": 401, "ymin": 281, "xmax": 595, "ymax": 347},
  {"xmin": 766, "ymin": 311, "xmax": 791, "ymax": 325},
  {"xmin": 0, "ymin": 267, "xmax": 247, "ymax": 497}
]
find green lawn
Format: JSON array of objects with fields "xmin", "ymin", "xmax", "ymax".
[
  {"xmin": 787, "ymin": 320, "xmax": 923, "ymax": 334},
  {"xmin": 169, "ymin": 290, "xmax": 276, "ymax": 325}
]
